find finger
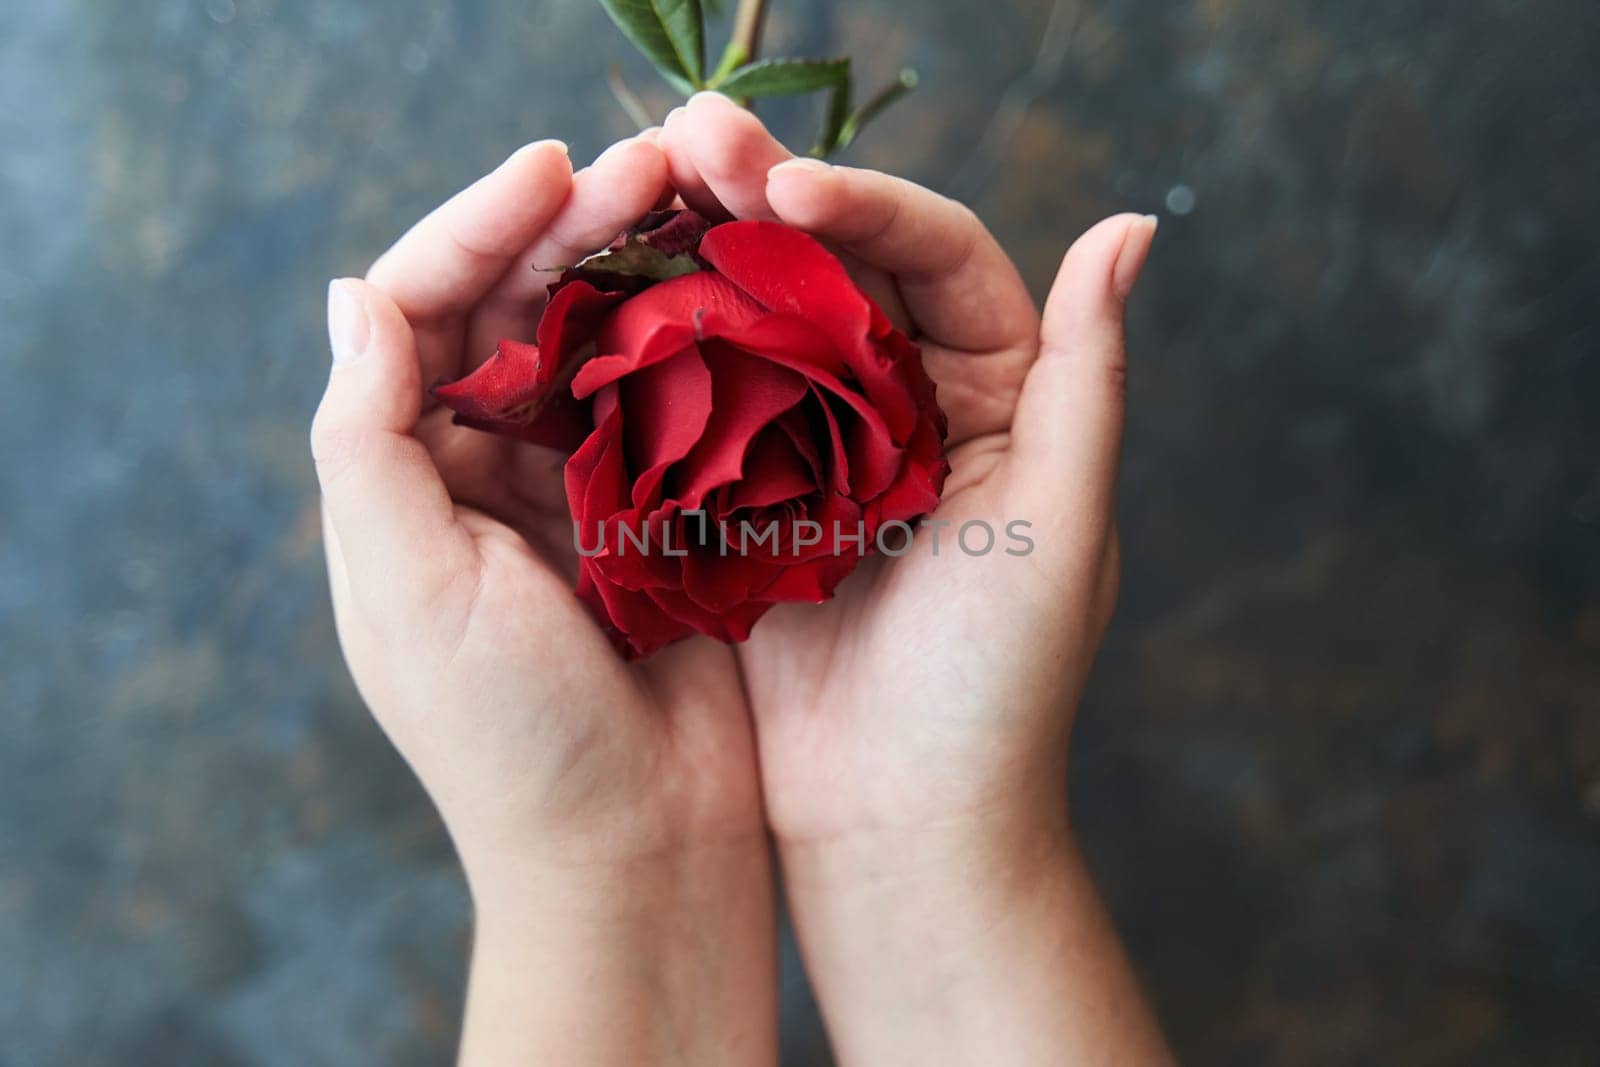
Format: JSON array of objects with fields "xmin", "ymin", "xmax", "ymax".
[
  {"xmin": 660, "ymin": 95, "xmax": 914, "ymax": 334},
  {"xmin": 465, "ymin": 135, "xmax": 672, "ymax": 364},
  {"xmin": 1008, "ymin": 214, "xmax": 1156, "ymax": 563},
  {"xmin": 312, "ymin": 278, "xmax": 480, "ymax": 621},
  {"xmin": 764, "ymin": 159, "xmax": 1038, "ymax": 354},
  {"xmin": 368, "ymin": 140, "xmax": 573, "ymax": 319},
  {"xmin": 672, "ymin": 91, "xmax": 793, "ymax": 220},
  {"xmin": 661, "ymin": 105, "xmax": 729, "ymax": 220},
  {"xmin": 636, "ymin": 127, "xmax": 680, "ymax": 210},
  {"xmin": 366, "ymin": 140, "xmax": 574, "ymax": 384}
]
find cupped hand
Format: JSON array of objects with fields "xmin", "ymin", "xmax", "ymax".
[
  {"xmin": 310, "ymin": 134, "xmax": 762, "ymax": 891},
  {"xmin": 660, "ymin": 91, "xmax": 1168, "ymax": 1067},
  {"xmin": 660, "ymin": 93, "xmax": 1155, "ymax": 847},
  {"xmin": 312, "ymin": 134, "xmax": 780, "ymax": 1065}
]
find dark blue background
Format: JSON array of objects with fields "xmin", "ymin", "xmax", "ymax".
[{"xmin": 3, "ymin": 1, "xmax": 1598, "ymax": 1063}]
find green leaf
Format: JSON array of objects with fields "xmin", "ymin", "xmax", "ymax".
[
  {"xmin": 597, "ymin": 0, "xmax": 704, "ymax": 93},
  {"xmin": 812, "ymin": 62, "xmax": 854, "ymax": 157},
  {"xmin": 655, "ymin": 0, "xmax": 704, "ymax": 83},
  {"xmin": 714, "ymin": 57, "xmax": 850, "ymax": 99},
  {"xmin": 836, "ymin": 68, "xmax": 917, "ymax": 151}
]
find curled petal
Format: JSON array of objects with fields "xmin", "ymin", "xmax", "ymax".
[
  {"xmin": 699, "ymin": 220, "xmax": 919, "ymax": 442},
  {"xmin": 672, "ymin": 342, "xmax": 809, "ymax": 509},
  {"xmin": 619, "ymin": 348, "xmax": 714, "ymax": 508},
  {"xmin": 433, "ymin": 281, "xmax": 624, "ymax": 451},
  {"xmin": 596, "ymin": 271, "xmax": 764, "ymax": 365},
  {"xmin": 704, "ymin": 312, "xmax": 902, "ymax": 501},
  {"xmin": 722, "ymin": 425, "xmax": 819, "ymax": 511}
]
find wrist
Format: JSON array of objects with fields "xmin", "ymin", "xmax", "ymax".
[
  {"xmin": 775, "ymin": 800, "xmax": 1170, "ymax": 1066},
  {"xmin": 463, "ymin": 827, "xmax": 774, "ymax": 936},
  {"xmin": 779, "ymin": 798, "xmax": 1077, "ymax": 944},
  {"xmin": 775, "ymin": 772, "xmax": 1073, "ymax": 895},
  {"xmin": 461, "ymin": 834, "xmax": 778, "ymax": 1067}
]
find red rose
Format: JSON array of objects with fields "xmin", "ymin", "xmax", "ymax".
[{"xmin": 434, "ymin": 211, "xmax": 948, "ymax": 658}]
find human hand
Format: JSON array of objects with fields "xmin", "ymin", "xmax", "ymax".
[
  {"xmin": 660, "ymin": 91, "xmax": 1146, "ymax": 861},
  {"xmin": 311, "ymin": 134, "xmax": 773, "ymax": 1066},
  {"xmin": 661, "ymin": 93, "xmax": 1169, "ymax": 1064}
]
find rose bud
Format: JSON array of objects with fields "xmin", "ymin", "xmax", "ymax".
[{"xmin": 434, "ymin": 210, "xmax": 949, "ymax": 658}]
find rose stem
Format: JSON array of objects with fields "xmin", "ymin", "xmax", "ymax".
[{"xmin": 729, "ymin": 0, "xmax": 769, "ymax": 71}]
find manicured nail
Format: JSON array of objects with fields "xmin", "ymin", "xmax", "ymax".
[
  {"xmin": 327, "ymin": 279, "xmax": 369, "ymax": 365},
  {"xmin": 507, "ymin": 138, "xmax": 568, "ymax": 166},
  {"xmin": 769, "ymin": 157, "xmax": 830, "ymax": 178},
  {"xmin": 1112, "ymin": 215, "xmax": 1158, "ymax": 300}
]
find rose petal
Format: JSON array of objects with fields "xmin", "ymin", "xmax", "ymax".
[
  {"xmin": 722, "ymin": 425, "xmax": 818, "ymax": 511},
  {"xmin": 694, "ymin": 310, "xmax": 902, "ymax": 500},
  {"xmin": 537, "ymin": 280, "xmax": 626, "ymax": 375},
  {"xmin": 865, "ymin": 453, "xmax": 945, "ymax": 533},
  {"xmin": 792, "ymin": 492, "xmax": 864, "ymax": 563},
  {"xmin": 700, "ymin": 310, "xmax": 852, "ymax": 379},
  {"xmin": 591, "ymin": 505, "xmax": 683, "ymax": 591},
  {"xmin": 644, "ymin": 586, "xmax": 772, "ymax": 644},
  {"xmin": 432, "ymin": 340, "xmax": 591, "ymax": 450},
  {"xmin": 618, "ymin": 348, "xmax": 714, "ymax": 508},
  {"xmin": 757, "ymin": 549, "xmax": 861, "ymax": 604},
  {"xmin": 681, "ymin": 546, "xmax": 782, "ymax": 614},
  {"xmin": 569, "ymin": 270, "xmax": 767, "ymax": 400},
  {"xmin": 671, "ymin": 342, "xmax": 809, "ymax": 508},
  {"xmin": 774, "ymin": 407, "xmax": 825, "ymax": 489},
  {"xmin": 433, "ymin": 282, "xmax": 625, "ymax": 451},
  {"xmin": 592, "ymin": 271, "xmax": 764, "ymax": 369},
  {"xmin": 633, "ymin": 208, "xmax": 712, "ymax": 257},
  {"xmin": 576, "ymin": 410, "xmax": 629, "ymax": 526},
  {"xmin": 571, "ymin": 320, "xmax": 696, "ymax": 400},
  {"xmin": 798, "ymin": 388, "xmax": 850, "ymax": 496},
  {"xmin": 830, "ymin": 390, "xmax": 902, "ymax": 502},
  {"xmin": 862, "ymin": 337, "xmax": 949, "ymax": 527},
  {"xmin": 564, "ymin": 405, "xmax": 624, "ymax": 551},
  {"xmin": 582, "ymin": 564, "xmax": 696, "ymax": 658},
  {"xmin": 699, "ymin": 221, "xmax": 918, "ymax": 442},
  {"xmin": 431, "ymin": 339, "xmax": 579, "ymax": 448}
]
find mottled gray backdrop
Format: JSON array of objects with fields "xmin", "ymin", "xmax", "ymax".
[{"xmin": 3, "ymin": 0, "xmax": 1598, "ymax": 1063}]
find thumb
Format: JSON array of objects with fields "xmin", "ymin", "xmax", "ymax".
[
  {"xmin": 310, "ymin": 278, "xmax": 477, "ymax": 620},
  {"xmin": 1007, "ymin": 213, "xmax": 1156, "ymax": 568}
]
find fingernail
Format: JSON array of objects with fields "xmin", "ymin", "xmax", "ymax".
[
  {"xmin": 593, "ymin": 136, "xmax": 640, "ymax": 164},
  {"xmin": 327, "ymin": 279, "xmax": 369, "ymax": 365},
  {"xmin": 1112, "ymin": 215, "xmax": 1158, "ymax": 300},
  {"xmin": 508, "ymin": 138, "xmax": 568, "ymax": 166},
  {"xmin": 636, "ymin": 125, "xmax": 663, "ymax": 145},
  {"xmin": 769, "ymin": 157, "xmax": 830, "ymax": 178},
  {"xmin": 688, "ymin": 90, "xmax": 732, "ymax": 108}
]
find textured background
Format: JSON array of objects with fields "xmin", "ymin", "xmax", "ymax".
[{"xmin": 4, "ymin": 0, "xmax": 1599, "ymax": 1063}]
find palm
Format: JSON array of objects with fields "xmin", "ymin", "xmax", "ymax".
[
  {"xmin": 658, "ymin": 94, "xmax": 1136, "ymax": 842},
  {"xmin": 322, "ymin": 136, "xmax": 761, "ymax": 861},
  {"xmin": 426, "ymin": 457, "xmax": 753, "ymax": 843},
  {"xmin": 735, "ymin": 290, "xmax": 1052, "ymax": 840},
  {"xmin": 409, "ymin": 296, "xmax": 755, "ymax": 854}
]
